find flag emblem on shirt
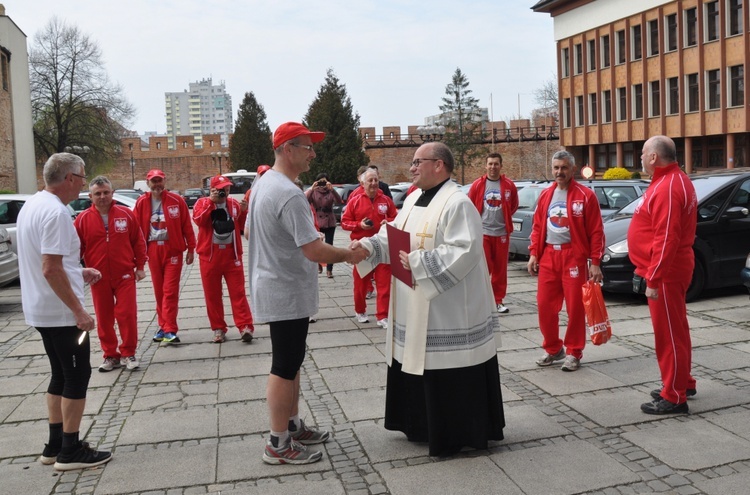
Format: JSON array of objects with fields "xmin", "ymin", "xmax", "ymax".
[
  {"xmin": 168, "ymin": 205, "xmax": 180, "ymax": 218},
  {"xmin": 114, "ymin": 218, "xmax": 127, "ymax": 233},
  {"xmin": 571, "ymin": 201, "xmax": 584, "ymax": 217}
]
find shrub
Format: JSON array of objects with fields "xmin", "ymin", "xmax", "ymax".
[
  {"xmin": 630, "ymin": 171, "xmax": 641, "ymax": 179},
  {"xmin": 602, "ymin": 167, "xmax": 633, "ymax": 180}
]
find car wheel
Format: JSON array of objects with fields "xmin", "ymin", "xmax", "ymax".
[{"xmin": 686, "ymin": 258, "xmax": 705, "ymax": 303}]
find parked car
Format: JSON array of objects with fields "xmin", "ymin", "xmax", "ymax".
[
  {"xmin": 182, "ymin": 188, "xmax": 206, "ymax": 208},
  {"xmin": 600, "ymin": 170, "xmax": 750, "ymax": 301},
  {"xmin": 114, "ymin": 189, "xmax": 145, "ymax": 200},
  {"xmin": 332, "ymin": 184, "xmax": 360, "ymax": 222},
  {"xmin": 741, "ymin": 252, "xmax": 750, "ymax": 295},
  {"xmin": 0, "ymin": 226, "xmax": 19, "ymax": 286},
  {"xmin": 509, "ymin": 179, "xmax": 650, "ymax": 259},
  {"xmin": 69, "ymin": 192, "xmax": 138, "ymax": 216},
  {"xmin": 389, "ymin": 183, "xmax": 413, "ymax": 209}
]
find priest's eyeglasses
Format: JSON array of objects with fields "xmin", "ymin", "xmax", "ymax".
[{"xmin": 411, "ymin": 158, "xmax": 439, "ymax": 167}]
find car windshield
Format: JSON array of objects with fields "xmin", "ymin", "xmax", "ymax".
[{"xmin": 517, "ymin": 187, "xmax": 545, "ymax": 209}]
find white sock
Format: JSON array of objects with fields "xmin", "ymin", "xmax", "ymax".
[{"xmin": 270, "ymin": 430, "xmax": 289, "ymax": 448}]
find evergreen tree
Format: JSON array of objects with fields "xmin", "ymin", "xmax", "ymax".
[
  {"xmin": 229, "ymin": 92, "xmax": 274, "ymax": 172},
  {"xmin": 302, "ymin": 69, "xmax": 368, "ymax": 184},
  {"xmin": 438, "ymin": 68, "xmax": 487, "ymax": 184}
]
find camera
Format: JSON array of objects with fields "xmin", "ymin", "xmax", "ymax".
[
  {"xmin": 316, "ymin": 180, "xmax": 327, "ymax": 187},
  {"xmin": 218, "ymin": 190, "xmax": 227, "ymax": 198},
  {"xmin": 363, "ymin": 218, "xmax": 373, "ymax": 227}
]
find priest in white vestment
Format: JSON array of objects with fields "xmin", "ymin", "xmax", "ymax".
[{"xmin": 355, "ymin": 142, "xmax": 505, "ymax": 457}]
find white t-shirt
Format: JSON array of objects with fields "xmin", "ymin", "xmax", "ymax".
[
  {"xmin": 17, "ymin": 190, "xmax": 84, "ymax": 327},
  {"xmin": 545, "ymin": 187, "xmax": 572, "ymax": 245}
]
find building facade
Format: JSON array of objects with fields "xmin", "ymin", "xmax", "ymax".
[
  {"xmin": 0, "ymin": 5, "xmax": 37, "ymax": 193},
  {"xmin": 533, "ymin": 0, "xmax": 749, "ymax": 174},
  {"xmin": 165, "ymin": 78, "xmax": 233, "ymax": 149}
]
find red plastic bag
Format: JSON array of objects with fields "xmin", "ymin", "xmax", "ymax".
[{"xmin": 582, "ymin": 281, "xmax": 612, "ymax": 345}]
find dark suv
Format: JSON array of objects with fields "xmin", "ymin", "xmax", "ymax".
[
  {"xmin": 509, "ymin": 179, "xmax": 650, "ymax": 259},
  {"xmin": 182, "ymin": 188, "xmax": 206, "ymax": 208}
]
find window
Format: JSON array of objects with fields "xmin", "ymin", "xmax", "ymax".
[
  {"xmin": 587, "ymin": 39, "xmax": 596, "ymax": 71},
  {"xmin": 574, "ymin": 43, "xmax": 583, "ymax": 74},
  {"xmin": 687, "ymin": 73, "xmax": 700, "ymax": 112},
  {"xmin": 705, "ymin": 1, "xmax": 719, "ymax": 41},
  {"xmin": 561, "ymin": 47, "xmax": 570, "ymax": 77},
  {"xmin": 631, "ymin": 25, "xmax": 642, "ymax": 60},
  {"xmin": 649, "ymin": 81, "xmax": 660, "ymax": 116},
  {"xmin": 602, "ymin": 90, "xmax": 612, "ymax": 123},
  {"xmin": 729, "ymin": 65, "xmax": 744, "ymax": 106},
  {"xmin": 601, "ymin": 35, "xmax": 610, "ymax": 68},
  {"xmin": 728, "ymin": 0, "xmax": 743, "ymax": 36},
  {"xmin": 616, "ymin": 30, "xmax": 626, "ymax": 64},
  {"xmin": 0, "ymin": 53, "xmax": 8, "ymax": 91},
  {"xmin": 563, "ymin": 98, "xmax": 571, "ymax": 127},
  {"xmin": 685, "ymin": 8, "xmax": 698, "ymax": 46},
  {"xmin": 707, "ymin": 69, "xmax": 721, "ymax": 109},
  {"xmin": 665, "ymin": 14, "xmax": 678, "ymax": 52},
  {"xmin": 589, "ymin": 93, "xmax": 598, "ymax": 124},
  {"xmin": 576, "ymin": 95, "xmax": 584, "ymax": 125},
  {"xmin": 648, "ymin": 19, "xmax": 659, "ymax": 56},
  {"xmin": 667, "ymin": 77, "xmax": 680, "ymax": 114},
  {"xmin": 617, "ymin": 87, "xmax": 627, "ymax": 121},
  {"xmin": 633, "ymin": 84, "xmax": 643, "ymax": 119}
]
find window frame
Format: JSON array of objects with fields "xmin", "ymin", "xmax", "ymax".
[
  {"xmin": 616, "ymin": 30, "xmax": 626, "ymax": 65},
  {"xmin": 632, "ymin": 83, "xmax": 644, "ymax": 120},
  {"xmin": 589, "ymin": 92, "xmax": 598, "ymax": 125},
  {"xmin": 667, "ymin": 77, "xmax": 680, "ymax": 115},
  {"xmin": 648, "ymin": 19, "xmax": 660, "ymax": 56},
  {"xmin": 617, "ymin": 87, "xmax": 628, "ymax": 121},
  {"xmin": 728, "ymin": 64, "xmax": 744, "ymax": 107},
  {"xmin": 601, "ymin": 34, "xmax": 611, "ymax": 68},
  {"xmin": 705, "ymin": 1, "xmax": 720, "ymax": 42},
  {"xmin": 686, "ymin": 73, "xmax": 700, "ymax": 112},
  {"xmin": 631, "ymin": 24, "xmax": 643, "ymax": 61},
  {"xmin": 665, "ymin": 13, "xmax": 678, "ymax": 52},
  {"xmin": 602, "ymin": 89, "xmax": 612, "ymax": 123},
  {"xmin": 706, "ymin": 69, "xmax": 721, "ymax": 110},
  {"xmin": 574, "ymin": 43, "xmax": 583, "ymax": 75},
  {"xmin": 575, "ymin": 95, "xmax": 585, "ymax": 126},
  {"xmin": 727, "ymin": 0, "xmax": 744, "ymax": 36},
  {"xmin": 649, "ymin": 80, "xmax": 661, "ymax": 117},
  {"xmin": 685, "ymin": 7, "xmax": 698, "ymax": 47},
  {"xmin": 561, "ymin": 47, "xmax": 570, "ymax": 78},
  {"xmin": 587, "ymin": 39, "xmax": 597, "ymax": 72}
]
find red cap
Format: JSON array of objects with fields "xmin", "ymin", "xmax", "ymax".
[
  {"xmin": 210, "ymin": 175, "xmax": 232, "ymax": 189},
  {"xmin": 272, "ymin": 122, "xmax": 325, "ymax": 149},
  {"xmin": 257, "ymin": 165, "xmax": 271, "ymax": 176},
  {"xmin": 146, "ymin": 169, "xmax": 165, "ymax": 180}
]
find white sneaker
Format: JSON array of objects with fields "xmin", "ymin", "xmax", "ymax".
[
  {"xmin": 376, "ymin": 318, "xmax": 388, "ymax": 328},
  {"xmin": 366, "ymin": 290, "xmax": 375, "ymax": 299},
  {"xmin": 356, "ymin": 313, "xmax": 369, "ymax": 323},
  {"xmin": 497, "ymin": 303, "xmax": 509, "ymax": 314},
  {"xmin": 98, "ymin": 357, "xmax": 120, "ymax": 372},
  {"xmin": 120, "ymin": 355, "xmax": 139, "ymax": 370}
]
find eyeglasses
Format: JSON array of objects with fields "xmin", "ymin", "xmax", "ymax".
[
  {"xmin": 411, "ymin": 158, "xmax": 439, "ymax": 167},
  {"xmin": 71, "ymin": 173, "xmax": 87, "ymax": 180},
  {"xmin": 290, "ymin": 143, "xmax": 314, "ymax": 151}
]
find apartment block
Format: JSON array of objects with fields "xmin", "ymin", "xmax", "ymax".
[
  {"xmin": 533, "ymin": 0, "xmax": 749, "ymax": 173},
  {"xmin": 165, "ymin": 78, "xmax": 233, "ymax": 149}
]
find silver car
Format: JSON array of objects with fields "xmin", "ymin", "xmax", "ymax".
[{"xmin": 0, "ymin": 226, "xmax": 19, "ymax": 286}]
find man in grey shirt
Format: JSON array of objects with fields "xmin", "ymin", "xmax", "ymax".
[{"xmin": 246, "ymin": 122, "xmax": 367, "ymax": 465}]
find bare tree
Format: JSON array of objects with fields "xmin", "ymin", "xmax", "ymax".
[
  {"xmin": 29, "ymin": 17, "xmax": 135, "ymax": 170},
  {"xmin": 532, "ymin": 77, "xmax": 559, "ymax": 125}
]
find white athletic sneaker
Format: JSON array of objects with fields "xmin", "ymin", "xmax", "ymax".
[
  {"xmin": 356, "ymin": 313, "xmax": 369, "ymax": 323},
  {"xmin": 376, "ymin": 318, "xmax": 388, "ymax": 328},
  {"xmin": 120, "ymin": 355, "xmax": 139, "ymax": 370},
  {"xmin": 496, "ymin": 303, "xmax": 509, "ymax": 314}
]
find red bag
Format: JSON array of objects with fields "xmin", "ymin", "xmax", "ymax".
[{"xmin": 582, "ymin": 281, "xmax": 612, "ymax": 345}]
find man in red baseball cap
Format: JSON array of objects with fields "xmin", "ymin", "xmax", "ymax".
[
  {"xmin": 271, "ymin": 122, "xmax": 325, "ymax": 150},
  {"xmin": 193, "ymin": 175, "xmax": 254, "ymax": 344},
  {"xmin": 133, "ymin": 169, "xmax": 196, "ymax": 344}
]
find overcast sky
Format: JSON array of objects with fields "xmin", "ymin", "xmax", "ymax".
[{"xmin": 7, "ymin": 1, "xmax": 557, "ymax": 137}]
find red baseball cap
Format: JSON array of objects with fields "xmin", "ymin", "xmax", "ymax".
[
  {"xmin": 257, "ymin": 165, "xmax": 271, "ymax": 176},
  {"xmin": 272, "ymin": 122, "xmax": 325, "ymax": 149},
  {"xmin": 210, "ymin": 175, "xmax": 232, "ymax": 189},
  {"xmin": 146, "ymin": 169, "xmax": 165, "ymax": 180}
]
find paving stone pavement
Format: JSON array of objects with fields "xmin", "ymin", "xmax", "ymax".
[{"xmin": 1, "ymin": 231, "xmax": 750, "ymax": 495}]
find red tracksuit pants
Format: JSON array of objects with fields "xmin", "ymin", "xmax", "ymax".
[
  {"xmin": 536, "ymin": 246, "xmax": 587, "ymax": 359},
  {"xmin": 147, "ymin": 242, "xmax": 183, "ymax": 333},
  {"xmin": 483, "ymin": 233, "xmax": 510, "ymax": 304},
  {"xmin": 198, "ymin": 246, "xmax": 253, "ymax": 333},
  {"xmin": 649, "ymin": 279, "xmax": 696, "ymax": 404},
  {"xmin": 353, "ymin": 264, "xmax": 391, "ymax": 321},
  {"xmin": 91, "ymin": 273, "xmax": 138, "ymax": 359}
]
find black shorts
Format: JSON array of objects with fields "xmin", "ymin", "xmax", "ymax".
[
  {"xmin": 269, "ymin": 318, "xmax": 309, "ymax": 380},
  {"xmin": 37, "ymin": 326, "xmax": 92, "ymax": 400}
]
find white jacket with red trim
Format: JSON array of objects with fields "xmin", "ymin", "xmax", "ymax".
[{"xmin": 528, "ymin": 179, "xmax": 605, "ymax": 265}]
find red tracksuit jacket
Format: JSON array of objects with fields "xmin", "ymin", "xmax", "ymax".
[
  {"xmin": 192, "ymin": 196, "xmax": 247, "ymax": 261},
  {"xmin": 529, "ymin": 180, "xmax": 605, "ymax": 265},
  {"xmin": 628, "ymin": 163, "xmax": 697, "ymax": 288},
  {"xmin": 134, "ymin": 191, "xmax": 196, "ymax": 256},
  {"xmin": 467, "ymin": 174, "xmax": 519, "ymax": 233},
  {"xmin": 74, "ymin": 204, "xmax": 148, "ymax": 278},
  {"xmin": 341, "ymin": 190, "xmax": 397, "ymax": 240}
]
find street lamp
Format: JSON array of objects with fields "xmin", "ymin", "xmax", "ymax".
[
  {"xmin": 211, "ymin": 151, "xmax": 229, "ymax": 175},
  {"xmin": 130, "ymin": 151, "xmax": 136, "ymax": 188},
  {"xmin": 416, "ymin": 125, "xmax": 446, "ymax": 142},
  {"xmin": 64, "ymin": 145, "xmax": 91, "ymax": 156}
]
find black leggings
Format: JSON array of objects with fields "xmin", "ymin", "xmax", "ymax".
[
  {"xmin": 269, "ymin": 318, "xmax": 309, "ymax": 380},
  {"xmin": 37, "ymin": 326, "xmax": 92, "ymax": 400},
  {"xmin": 320, "ymin": 227, "xmax": 336, "ymax": 272}
]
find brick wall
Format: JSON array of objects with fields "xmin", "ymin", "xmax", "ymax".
[{"xmin": 0, "ymin": 50, "xmax": 14, "ymax": 192}]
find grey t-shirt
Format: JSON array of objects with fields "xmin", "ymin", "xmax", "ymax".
[
  {"xmin": 480, "ymin": 178, "xmax": 506, "ymax": 236},
  {"xmin": 246, "ymin": 170, "xmax": 320, "ymax": 322},
  {"xmin": 545, "ymin": 187, "xmax": 572, "ymax": 245}
]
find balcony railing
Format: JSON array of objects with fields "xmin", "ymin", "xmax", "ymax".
[{"xmin": 362, "ymin": 125, "xmax": 559, "ymax": 148}]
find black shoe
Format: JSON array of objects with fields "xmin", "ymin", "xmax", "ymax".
[
  {"xmin": 53, "ymin": 442, "xmax": 112, "ymax": 471},
  {"xmin": 649, "ymin": 388, "xmax": 697, "ymax": 401},
  {"xmin": 39, "ymin": 443, "xmax": 60, "ymax": 465},
  {"xmin": 640, "ymin": 398, "xmax": 689, "ymax": 415}
]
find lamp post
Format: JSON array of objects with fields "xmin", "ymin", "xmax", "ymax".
[
  {"xmin": 416, "ymin": 125, "xmax": 446, "ymax": 142},
  {"xmin": 130, "ymin": 151, "xmax": 136, "ymax": 188},
  {"xmin": 211, "ymin": 151, "xmax": 229, "ymax": 175}
]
